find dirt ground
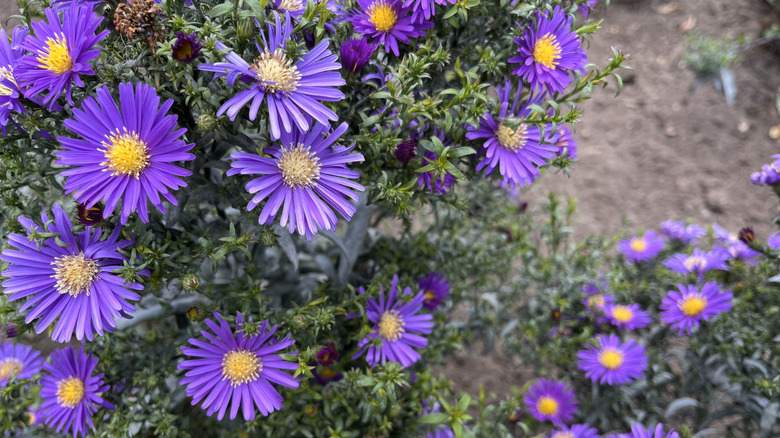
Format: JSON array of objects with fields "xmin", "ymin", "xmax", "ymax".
[{"xmin": 2, "ymin": 0, "xmax": 779, "ymax": 408}]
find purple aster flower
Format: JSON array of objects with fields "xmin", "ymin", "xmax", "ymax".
[
  {"xmin": 712, "ymin": 223, "xmax": 740, "ymax": 245},
  {"xmin": 172, "ymin": 32, "xmax": 202, "ymax": 64},
  {"xmin": 508, "ymin": 6, "xmax": 587, "ymax": 94},
  {"xmin": 577, "ymin": 334, "xmax": 647, "ymax": 385},
  {"xmin": 0, "ymin": 27, "xmax": 28, "ymax": 134},
  {"xmin": 340, "ymin": 37, "xmax": 376, "ymax": 74},
  {"xmin": 718, "ymin": 241, "xmax": 761, "ymax": 265},
  {"xmin": 227, "ymin": 122, "xmax": 364, "ymax": 240},
  {"xmin": 418, "ymin": 272, "xmax": 451, "ymax": 310},
  {"xmin": 0, "ymin": 343, "xmax": 43, "ymax": 388},
  {"xmin": 395, "ymin": 139, "xmax": 417, "ymax": 163},
  {"xmin": 199, "ymin": 13, "xmax": 345, "ymax": 140},
  {"xmin": 751, "ymin": 163, "xmax": 780, "ymax": 186},
  {"xmin": 612, "ymin": 424, "xmax": 679, "ymax": 438},
  {"xmin": 549, "ymin": 424, "xmax": 601, "ymax": 438},
  {"xmin": 581, "ymin": 287, "xmax": 614, "ymax": 313},
  {"xmin": 659, "ymin": 220, "xmax": 706, "ymax": 245},
  {"xmin": 466, "ymin": 79, "xmax": 557, "ymax": 188},
  {"xmin": 312, "ymin": 367, "xmax": 343, "ymax": 385},
  {"xmin": 402, "ymin": 0, "xmax": 455, "ymax": 23},
  {"xmin": 659, "ymin": 282, "xmax": 732, "ymax": 336},
  {"xmin": 349, "ymin": 0, "xmax": 433, "ymax": 56},
  {"xmin": 353, "ymin": 275, "xmax": 434, "ymax": 367},
  {"xmin": 27, "ymin": 405, "xmax": 46, "ymax": 426},
  {"xmin": 578, "ymin": 0, "xmax": 598, "ymax": 18},
  {"xmin": 16, "ymin": 5, "xmax": 108, "ymax": 109},
  {"xmin": 316, "ymin": 342, "xmax": 339, "ymax": 366},
  {"xmin": 0, "ymin": 203, "xmax": 145, "ymax": 343},
  {"xmin": 272, "ymin": 0, "xmax": 306, "ymax": 19},
  {"xmin": 55, "ymin": 82, "xmax": 195, "ymax": 224},
  {"xmin": 662, "ymin": 248, "xmax": 729, "ymax": 275},
  {"xmin": 617, "ymin": 230, "xmax": 665, "ymax": 263},
  {"xmin": 550, "ymin": 125, "xmax": 578, "ymax": 159},
  {"xmin": 40, "ymin": 346, "xmax": 111, "ymax": 438},
  {"xmin": 603, "ymin": 304, "xmax": 651, "ymax": 331},
  {"xmin": 418, "ymin": 150, "xmax": 457, "ymax": 194},
  {"xmin": 178, "ymin": 313, "xmax": 299, "ymax": 420},
  {"xmin": 768, "ymin": 232, "xmax": 780, "ymax": 250},
  {"xmin": 523, "ymin": 378, "xmax": 578, "ymax": 426}
]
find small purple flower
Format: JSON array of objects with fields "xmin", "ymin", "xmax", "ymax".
[
  {"xmin": 662, "ymin": 248, "xmax": 729, "ymax": 275},
  {"xmin": 768, "ymin": 232, "xmax": 780, "ymax": 250},
  {"xmin": 40, "ymin": 346, "xmax": 111, "ymax": 437},
  {"xmin": 577, "ymin": 334, "xmax": 647, "ymax": 385},
  {"xmin": 549, "ymin": 423, "xmax": 601, "ymax": 438},
  {"xmin": 718, "ymin": 241, "xmax": 761, "ymax": 265},
  {"xmin": 581, "ymin": 287, "xmax": 614, "ymax": 313},
  {"xmin": 509, "ymin": 6, "xmax": 587, "ymax": 94},
  {"xmin": 340, "ymin": 37, "xmax": 376, "ymax": 73},
  {"xmin": 466, "ymin": 79, "xmax": 557, "ymax": 188},
  {"xmin": 1, "ymin": 204, "xmax": 146, "ymax": 343},
  {"xmin": 611, "ymin": 424, "xmax": 680, "ymax": 438},
  {"xmin": 395, "ymin": 139, "xmax": 417, "ymax": 163},
  {"xmin": 178, "ymin": 313, "xmax": 299, "ymax": 420},
  {"xmin": 353, "ymin": 275, "xmax": 434, "ymax": 367},
  {"xmin": 0, "ymin": 343, "xmax": 43, "ymax": 388},
  {"xmin": 603, "ymin": 304, "xmax": 651, "ymax": 331},
  {"xmin": 617, "ymin": 230, "xmax": 665, "ymax": 263},
  {"xmin": 712, "ymin": 223, "xmax": 739, "ymax": 245},
  {"xmin": 316, "ymin": 342, "xmax": 339, "ymax": 366},
  {"xmin": 17, "ymin": 4, "xmax": 109, "ymax": 109},
  {"xmin": 0, "ymin": 26, "xmax": 28, "ymax": 135},
  {"xmin": 172, "ymin": 32, "xmax": 202, "ymax": 64},
  {"xmin": 418, "ymin": 150, "xmax": 457, "ymax": 194},
  {"xmin": 418, "ymin": 272, "xmax": 450, "ymax": 310},
  {"xmin": 227, "ymin": 122, "xmax": 365, "ymax": 240},
  {"xmin": 403, "ymin": 0, "xmax": 455, "ymax": 23},
  {"xmin": 578, "ymin": 0, "xmax": 598, "ymax": 18},
  {"xmin": 751, "ymin": 163, "xmax": 780, "ymax": 186},
  {"xmin": 56, "ymin": 82, "xmax": 196, "ymax": 224},
  {"xmin": 550, "ymin": 125, "xmax": 578, "ymax": 159},
  {"xmin": 523, "ymin": 378, "xmax": 578, "ymax": 426},
  {"xmin": 349, "ymin": 0, "xmax": 433, "ymax": 56},
  {"xmin": 199, "ymin": 13, "xmax": 345, "ymax": 139},
  {"xmin": 659, "ymin": 282, "xmax": 732, "ymax": 336},
  {"xmin": 660, "ymin": 220, "xmax": 706, "ymax": 245}
]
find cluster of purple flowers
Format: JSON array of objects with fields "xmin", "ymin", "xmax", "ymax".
[{"xmin": 751, "ymin": 155, "xmax": 780, "ymax": 186}]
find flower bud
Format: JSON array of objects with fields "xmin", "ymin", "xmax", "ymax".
[{"xmin": 181, "ymin": 273, "xmax": 200, "ymax": 291}]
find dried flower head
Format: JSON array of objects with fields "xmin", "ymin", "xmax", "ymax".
[{"xmin": 114, "ymin": 0, "xmax": 165, "ymax": 51}]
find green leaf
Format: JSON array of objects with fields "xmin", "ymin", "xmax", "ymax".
[
  {"xmin": 417, "ymin": 413, "xmax": 448, "ymax": 424},
  {"xmin": 207, "ymin": 3, "xmax": 233, "ymax": 17}
]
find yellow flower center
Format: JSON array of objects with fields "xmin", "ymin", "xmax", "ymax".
[
  {"xmin": 278, "ymin": 0, "xmax": 304, "ymax": 11},
  {"xmin": 174, "ymin": 42, "xmax": 194, "ymax": 61},
  {"xmin": 26, "ymin": 411, "xmax": 36, "ymax": 425},
  {"xmin": 368, "ymin": 1, "xmax": 398, "ymax": 32},
  {"xmin": 629, "ymin": 238, "xmax": 646, "ymax": 252},
  {"xmin": 495, "ymin": 122, "xmax": 528, "ymax": 151},
  {"xmin": 277, "ymin": 144, "xmax": 322, "ymax": 188},
  {"xmin": 100, "ymin": 129, "xmax": 151, "ymax": 178},
  {"xmin": 222, "ymin": 349, "xmax": 261, "ymax": 386},
  {"xmin": 679, "ymin": 295, "xmax": 707, "ymax": 316},
  {"xmin": 536, "ymin": 396, "xmax": 559, "ymax": 416},
  {"xmin": 56, "ymin": 377, "xmax": 85, "ymax": 408},
  {"xmin": 683, "ymin": 255, "xmax": 706, "ymax": 271},
  {"xmin": 424, "ymin": 290, "xmax": 436, "ymax": 303},
  {"xmin": 0, "ymin": 66, "xmax": 17, "ymax": 96},
  {"xmin": 252, "ymin": 49, "xmax": 301, "ymax": 93},
  {"xmin": 52, "ymin": 252, "xmax": 99, "ymax": 297},
  {"xmin": 38, "ymin": 34, "xmax": 73, "ymax": 75},
  {"xmin": 0, "ymin": 358, "xmax": 23, "ymax": 380},
  {"xmin": 533, "ymin": 33, "xmax": 562, "ymax": 69},
  {"xmin": 552, "ymin": 433, "xmax": 575, "ymax": 438},
  {"xmin": 611, "ymin": 305, "xmax": 633, "ymax": 323},
  {"xmin": 377, "ymin": 310, "xmax": 405, "ymax": 341},
  {"xmin": 598, "ymin": 348, "xmax": 624, "ymax": 370}
]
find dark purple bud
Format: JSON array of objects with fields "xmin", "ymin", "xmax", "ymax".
[
  {"xmin": 316, "ymin": 342, "xmax": 339, "ymax": 366},
  {"xmin": 172, "ymin": 32, "xmax": 202, "ymax": 64},
  {"xmin": 739, "ymin": 227, "xmax": 754, "ymax": 244},
  {"xmin": 395, "ymin": 140, "xmax": 417, "ymax": 164}
]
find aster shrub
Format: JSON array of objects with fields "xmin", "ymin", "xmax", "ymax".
[{"xmin": 0, "ymin": 0, "xmax": 724, "ymax": 436}]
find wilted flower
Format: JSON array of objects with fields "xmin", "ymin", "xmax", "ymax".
[
  {"xmin": 523, "ymin": 378, "xmax": 578, "ymax": 426},
  {"xmin": 178, "ymin": 313, "xmax": 299, "ymax": 420},
  {"xmin": 577, "ymin": 334, "xmax": 647, "ymax": 385},
  {"xmin": 114, "ymin": 0, "xmax": 165, "ymax": 47},
  {"xmin": 0, "ymin": 343, "xmax": 43, "ymax": 388},
  {"xmin": 509, "ymin": 6, "xmax": 587, "ymax": 94},
  {"xmin": 227, "ymin": 122, "xmax": 364, "ymax": 240},
  {"xmin": 1, "ymin": 204, "xmax": 145, "ymax": 343},
  {"xmin": 617, "ymin": 230, "xmax": 665, "ymax": 263},
  {"xmin": 172, "ymin": 32, "xmax": 202, "ymax": 64},
  {"xmin": 340, "ymin": 37, "xmax": 376, "ymax": 73},
  {"xmin": 659, "ymin": 282, "xmax": 732, "ymax": 336},
  {"xmin": 199, "ymin": 13, "xmax": 344, "ymax": 139},
  {"xmin": 40, "ymin": 346, "xmax": 111, "ymax": 437},
  {"xmin": 56, "ymin": 82, "xmax": 195, "ymax": 224},
  {"xmin": 349, "ymin": 0, "xmax": 433, "ymax": 56},
  {"xmin": 353, "ymin": 275, "xmax": 434, "ymax": 367},
  {"xmin": 17, "ymin": 5, "xmax": 109, "ymax": 109}
]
